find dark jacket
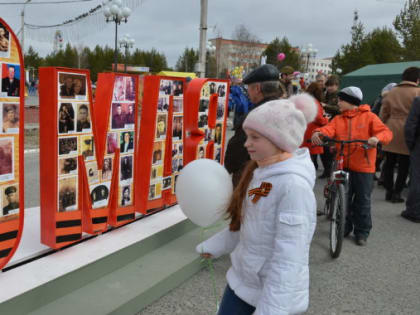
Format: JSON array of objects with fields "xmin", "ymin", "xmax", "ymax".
[
  {"xmin": 2, "ymin": 78, "xmax": 20, "ymax": 97},
  {"xmin": 405, "ymin": 97, "xmax": 420, "ymax": 152},
  {"xmin": 224, "ymin": 96, "xmax": 278, "ymax": 186},
  {"xmin": 324, "ymin": 90, "xmax": 340, "ymax": 118},
  {"xmin": 404, "ymin": 96, "xmax": 420, "ymax": 216}
]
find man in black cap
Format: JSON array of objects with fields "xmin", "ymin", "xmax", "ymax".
[
  {"xmin": 3, "ymin": 186, "xmax": 19, "ymax": 216},
  {"xmin": 225, "ymin": 64, "xmax": 281, "ymax": 186}
]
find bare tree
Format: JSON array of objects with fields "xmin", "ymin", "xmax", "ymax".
[{"xmin": 230, "ymin": 24, "xmax": 263, "ymax": 72}]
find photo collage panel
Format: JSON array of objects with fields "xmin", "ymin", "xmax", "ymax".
[
  {"xmin": 0, "ymin": 24, "xmax": 21, "ymax": 220},
  {"xmin": 109, "ymin": 75, "xmax": 136, "ymax": 207},
  {"xmin": 198, "ymin": 81, "xmax": 227, "ymax": 161},
  {"xmin": 56, "ymin": 72, "xmax": 95, "ymax": 211},
  {"xmin": 152, "ymin": 79, "xmax": 185, "ymax": 198}
]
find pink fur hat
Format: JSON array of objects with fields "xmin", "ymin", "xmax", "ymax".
[{"xmin": 243, "ymin": 93, "xmax": 317, "ymax": 153}]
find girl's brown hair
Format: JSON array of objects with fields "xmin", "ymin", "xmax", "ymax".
[
  {"xmin": 226, "ymin": 160, "xmax": 258, "ymax": 231},
  {"xmin": 306, "ymin": 82, "xmax": 324, "ymax": 103}
]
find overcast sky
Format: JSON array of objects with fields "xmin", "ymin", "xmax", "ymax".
[{"xmin": 1, "ymin": 0, "xmax": 407, "ymax": 68}]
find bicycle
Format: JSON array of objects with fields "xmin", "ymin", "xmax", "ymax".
[{"xmin": 316, "ymin": 137, "xmax": 370, "ymax": 258}]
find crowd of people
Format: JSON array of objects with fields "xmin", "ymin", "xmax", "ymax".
[{"xmin": 200, "ymin": 63, "xmax": 419, "ymax": 314}]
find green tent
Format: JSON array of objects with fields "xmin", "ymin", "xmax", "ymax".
[{"xmin": 341, "ymin": 61, "xmax": 420, "ymax": 105}]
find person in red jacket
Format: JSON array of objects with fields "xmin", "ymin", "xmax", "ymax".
[
  {"xmin": 312, "ymin": 87, "xmax": 393, "ymax": 246},
  {"xmin": 301, "ymin": 82, "xmax": 328, "ymax": 169}
]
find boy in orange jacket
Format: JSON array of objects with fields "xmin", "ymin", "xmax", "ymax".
[{"xmin": 312, "ymin": 87, "xmax": 393, "ymax": 246}]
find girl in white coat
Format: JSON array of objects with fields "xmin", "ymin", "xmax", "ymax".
[{"xmin": 197, "ymin": 94, "xmax": 318, "ymax": 315}]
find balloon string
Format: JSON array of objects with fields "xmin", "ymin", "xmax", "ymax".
[{"xmin": 200, "ymin": 226, "xmax": 219, "ymax": 314}]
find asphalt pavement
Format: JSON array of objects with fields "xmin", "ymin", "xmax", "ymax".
[
  {"xmin": 138, "ymin": 123, "xmax": 420, "ymax": 315},
  {"xmin": 22, "ymin": 114, "xmax": 420, "ymax": 314}
]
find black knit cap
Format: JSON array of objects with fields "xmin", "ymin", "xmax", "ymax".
[{"xmin": 243, "ymin": 64, "xmax": 279, "ymax": 84}]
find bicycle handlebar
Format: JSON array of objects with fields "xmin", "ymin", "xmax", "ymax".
[
  {"xmin": 307, "ymin": 136, "xmax": 371, "ymax": 150},
  {"xmin": 322, "ymin": 136, "xmax": 368, "ymax": 145}
]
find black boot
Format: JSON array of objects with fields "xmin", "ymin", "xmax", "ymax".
[
  {"xmin": 385, "ymin": 190, "xmax": 393, "ymax": 201},
  {"xmin": 391, "ymin": 193, "xmax": 404, "ymax": 203}
]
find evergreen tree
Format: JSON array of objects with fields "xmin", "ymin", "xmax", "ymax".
[
  {"xmin": 393, "ymin": 0, "xmax": 420, "ymax": 60},
  {"xmin": 175, "ymin": 48, "xmax": 199, "ymax": 72},
  {"xmin": 264, "ymin": 37, "xmax": 301, "ymax": 71},
  {"xmin": 24, "ymin": 46, "xmax": 43, "ymax": 80}
]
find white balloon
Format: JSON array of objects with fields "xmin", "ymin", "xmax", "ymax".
[{"xmin": 176, "ymin": 159, "xmax": 233, "ymax": 227}]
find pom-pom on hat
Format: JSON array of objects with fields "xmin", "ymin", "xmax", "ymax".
[
  {"xmin": 337, "ymin": 86, "xmax": 363, "ymax": 106},
  {"xmin": 243, "ymin": 93, "xmax": 318, "ymax": 153}
]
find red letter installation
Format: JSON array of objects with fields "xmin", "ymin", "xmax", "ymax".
[{"xmin": 0, "ymin": 18, "xmax": 25, "ymax": 269}]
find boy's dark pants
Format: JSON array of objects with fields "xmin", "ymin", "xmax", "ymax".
[
  {"xmin": 383, "ymin": 151, "xmax": 410, "ymax": 195},
  {"xmin": 346, "ymin": 171, "xmax": 374, "ymax": 238}
]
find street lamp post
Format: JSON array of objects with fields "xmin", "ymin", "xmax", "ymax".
[
  {"xmin": 301, "ymin": 43, "xmax": 318, "ymax": 76},
  {"xmin": 119, "ymin": 34, "xmax": 135, "ymax": 73},
  {"xmin": 103, "ymin": 0, "xmax": 132, "ymax": 72}
]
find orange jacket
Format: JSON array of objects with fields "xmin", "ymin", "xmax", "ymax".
[
  {"xmin": 301, "ymin": 100, "xmax": 328, "ymax": 155},
  {"xmin": 315, "ymin": 105, "xmax": 393, "ymax": 173}
]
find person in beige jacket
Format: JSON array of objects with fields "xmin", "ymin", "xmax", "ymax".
[{"xmin": 380, "ymin": 67, "xmax": 420, "ymax": 203}]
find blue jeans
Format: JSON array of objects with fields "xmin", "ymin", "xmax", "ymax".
[
  {"xmin": 218, "ymin": 285, "xmax": 256, "ymax": 315},
  {"xmin": 346, "ymin": 171, "xmax": 374, "ymax": 238}
]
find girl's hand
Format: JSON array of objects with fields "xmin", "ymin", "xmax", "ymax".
[
  {"xmin": 200, "ymin": 253, "xmax": 213, "ymax": 259},
  {"xmin": 311, "ymin": 132, "xmax": 323, "ymax": 145}
]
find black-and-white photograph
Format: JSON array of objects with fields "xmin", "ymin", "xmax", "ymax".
[
  {"xmin": 58, "ymin": 136, "xmax": 77, "ymax": 156},
  {"xmin": 162, "ymin": 176, "xmax": 172, "ymax": 190},
  {"xmin": 173, "ymin": 80, "xmax": 183, "ymax": 96},
  {"xmin": 198, "ymin": 114, "xmax": 208, "ymax": 128},
  {"xmin": 158, "ymin": 96, "xmax": 169, "ymax": 112},
  {"xmin": 58, "ymin": 157, "xmax": 78, "ymax": 176},
  {"xmin": 58, "ymin": 176, "xmax": 77, "ymax": 212},
  {"xmin": 217, "ymin": 99, "xmax": 225, "ymax": 120},
  {"xmin": 217, "ymin": 83, "xmax": 226, "ymax": 97},
  {"xmin": 58, "ymin": 103, "xmax": 75, "ymax": 134},
  {"xmin": 2, "ymin": 185, "xmax": 19, "ymax": 216},
  {"xmin": 159, "ymin": 80, "xmax": 172, "ymax": 95},
  {"xmin": 199, "ymin": 99, "xmax": 209, "ymax": 112},
  {"xmin": 85, "ymin": 161, "xmax": 99, "ymax": 184},
  {"xmin": 76, "ymin": 103, "xmax": 91, "ymax": 132},
  {"xmin": 120, "ymin": 155, "xmax": 133, "ymax": 182},
  {"xmin": 90, "ymin": 182, "xmax": 110, "ymax": 209},
  {"xmin": 120, "ymin": 185, "xmax": 132, "ymax": 207},
  {"xmin": 148, "ymin": 184, "xmax": 155, "ymax": 200}
]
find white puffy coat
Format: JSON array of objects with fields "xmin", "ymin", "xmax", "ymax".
[{"xmin": 196, "ymin": 148, "xmax": 317, "ymax": 315}]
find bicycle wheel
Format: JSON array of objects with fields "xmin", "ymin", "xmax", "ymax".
[{"xmin": 329, "ymin": 183, "xmax": 347, "ymax": 258}]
